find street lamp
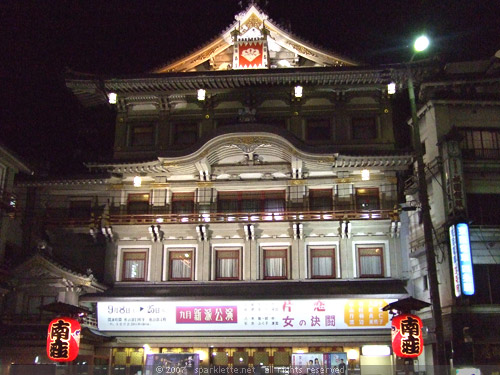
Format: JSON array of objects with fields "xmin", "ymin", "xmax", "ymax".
[
  {"xmin": 414, "ymin": 35, "xmax": 430, "ymax": 53},
  {"xmin": 407, "ymin": 35, "xmax": 447, "ymax": 373}
]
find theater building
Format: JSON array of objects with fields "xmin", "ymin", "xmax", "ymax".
[{"xmin": 2, "ymin": 5, "xmax": 422, "ymax": 375}]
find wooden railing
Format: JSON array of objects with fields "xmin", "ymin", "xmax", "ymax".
[{"xmin": 44, "ymin": 208, "xmax": 398, "ymax": 227}]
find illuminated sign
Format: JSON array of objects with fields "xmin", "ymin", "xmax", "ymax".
[
  {"xmin": 449, "ymin": 223, "xmax": 475, "ymax": 296},
  {"xmin": 456, "ymin": 223, "xmax": 475, "ymax": 296},
  {"xmin": 391, "ymin": 314, "xmax": 423, "ymax": 358},
  {"xmin": 176, "ymin": 306, "xmax": 237, "ymax": 323},
  {"xmin": 449, "ymin": 224, "xmax": 462, "ymax": 297},
  {"xmin": 47, "ymin": 317, "xmax": 81, "ymax": 362},
  {"xmin": 343, "ymin": 299, "xmax": 389, "ymax": 327},
  {"xmin": 233, "ymin": 40, "xmax": 268, "ymax": 69},
  {"xmin": 97, "ymin": 298, "xmax": 394, "ymax": 332},
  {"xmin": 361, "ymin": 345, "xmax": 391, "ymax": 356}
]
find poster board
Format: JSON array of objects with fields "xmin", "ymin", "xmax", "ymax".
[
  {"xmin": 145, "ymin": 353, "xmax": 199, "ymax": 375},
  {"xmin": 291, "ymin": 353, "xmax": 347, "ymax": 375}
]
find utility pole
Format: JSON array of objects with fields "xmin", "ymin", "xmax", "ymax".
[{"xmin": 408, "ymin": 73, "xmax": 447, "ymax": 374}]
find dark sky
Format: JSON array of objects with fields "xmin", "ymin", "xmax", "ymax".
[{"xmin": 1, "ymin": 0, "xmax": 499, "ymax": 174}]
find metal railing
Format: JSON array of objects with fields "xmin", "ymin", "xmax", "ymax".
[{"xmin": 44, "ymin": 208, "xmax": 398, "ymax": 227}]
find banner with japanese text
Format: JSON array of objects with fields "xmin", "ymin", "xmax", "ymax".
[{"xmin": 97, "ymin": 298, "xmax": 394, "ymax": 332}]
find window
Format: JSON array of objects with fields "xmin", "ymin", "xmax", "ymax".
[
  {"xmin": 469, "ymin": 264, "xmax": 500, "ymax": 304},
  {"xmin": 306, "ymin": 118, "xmax": 331, "ymax": 142},
  {"xmin": 121, "ymin": 250, "xmax": 148, "ymax": 281},
  {"xmin": 309, "ymin": 189, "xmax": 333, "ymax": 211},
  {"xmin": 352, "ymin": 117, "xmax": 377, "ymax": 140},
  {"xmin": 217, "ymin": 191, "xmax": 285, "ymax": 213},
  {"xmin": 358, "ymin": 247, "xmax": 384, "ymax": 277},
  {"xmin": 217, "ymin": 192, "xmax": 239, "ymax": 213},
  {"xmin": 263, "ymin": 248, "xmax": 288, "ymax": 280},
  {"xmin": 310, "ymin": 247, "xmax": 336, "ymax": 279},
  {"xmin": 69, "ymin": 200, "xmax": 91, "ymax": 219},
  {"xmin": 172, "ymin": 192, "xmax": 195, "ymax": 214},
  {"xmin": 168, "ymin": 250, "xmax": 194, "ymax": 281},
  {"xmin": 422, "ymin": 275, "xmax": 429, "ymax": 291},
  {"xmin": 173, "ymin": 122, "xmax": 198, "ymax": 146},
  {"xmin": 215, "ymin": 248, "xmax": 241, "ymax": 280},
  {"xmin": 127, "ymin": 194, "xmax": 150, "ymax": 214},
  {"xmin": 355, "ymin": 188, "xmax": 380, "ymax": 210},
  {"xmin": 460, "ymin": 129, "xmax": 500, "ymax": 159},
  {"xmin": 130, "ymin": 123, "xmax": 155, "ymax": 146},
  {"xmin": 467, "ymin": 194, "xmax": 500, "ymax": 225}
]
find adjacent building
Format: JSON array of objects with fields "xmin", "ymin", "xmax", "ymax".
[
  {"xmin": 0, "ymin": 142, "xmax": 31, "ymax": 265},
  {"xmin": 406, "ymin": 54, "xmax": 500, "ymax": 368}
]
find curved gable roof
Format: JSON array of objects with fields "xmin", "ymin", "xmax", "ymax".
[{"xmin": 154, "ymin": 5, "xmax": 358, "ymax": 73}]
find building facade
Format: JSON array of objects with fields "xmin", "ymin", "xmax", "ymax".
[
  {"xmin": 0, "ymin": 143, "xmax": 31, "ymax": 265},
  {"xmin": 1, "ymin": 5, "xmax": 427, "ymax": 375},
  {"xmin": 406, "ymin": 55, "xmax": 500, "ymax": 370}
]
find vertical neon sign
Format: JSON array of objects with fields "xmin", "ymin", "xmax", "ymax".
[
  {"xmin": 456, "ymin": 223, "xmax": 475, "ymax": 296},
  {"xmin": 449, "ymin": 224, "xmax": 462, "ymax": 297}
]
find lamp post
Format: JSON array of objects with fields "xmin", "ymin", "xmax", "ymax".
[{"xmin": 407, "ymin": 36, "xmax": 447, "ymax": 373}]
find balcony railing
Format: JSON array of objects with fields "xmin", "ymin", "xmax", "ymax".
[{"xmin": 44, "ymin": 208, "xmax": 398, "ymax": 227}]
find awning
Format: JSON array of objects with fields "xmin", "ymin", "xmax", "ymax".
[
  {"xmin": 40, "ymin": 301, "xmax": 92, "ymax": 315},
  {"xmin": 80, "ymin": 279, "xmax": 408, "ymax": 302},
  {"xmin": 381, "ymin": 296, "xmax": 431, "ymax": 312}
]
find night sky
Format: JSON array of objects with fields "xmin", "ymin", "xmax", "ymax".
[{"xmin": 1, "ymin": 0, "xmax": 499, "ymax": 175}]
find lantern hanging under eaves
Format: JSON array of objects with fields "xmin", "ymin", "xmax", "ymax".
[
  {"xmin": 391, "ymin": 314, "xmax": 424, "ymax": 358},
  {"xmin": 47, "ymin": 317, "xmax": 81, "ymax": 362}
]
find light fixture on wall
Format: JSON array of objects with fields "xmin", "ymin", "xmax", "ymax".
[
  {"xmin": 294, "ymin": 85, "xmax": 303, "ymax": 98},
  {"xmin": 108, "ymin": 92, "xmax": 117, "ymax": 104},
  {"xmin": 387, "ymin": 82, "xmax": 396, "ymax": 95},
  {"xmin": 346, "ymin": 349, "xmax": 359, "ymax": 361},
  {"xmin": 361, "ymin": 169, "xmax": 370, "ymax": 181},
  {"xmin": 197, "ymin": 89, "xmax": 206, "ymax": 101},
  {"xmin": 361, "ymin": 345, "xmax": 391, "ymax": 356},
  {"xmin": 133, "ymin": 176, "xmax": 142, "ymax": 187}
]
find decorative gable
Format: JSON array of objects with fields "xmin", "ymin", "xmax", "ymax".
[
  {"xmin": 154, "ymin": 5, "xmax": 357, "ymax": 73},
  {"xmin": 11, "ymin": 253, "xmax": 105, "ymax": 291}
]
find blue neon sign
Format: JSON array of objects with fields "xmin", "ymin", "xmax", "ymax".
[{"xmin": 456, "ymin": 223, "xmax": 475, "ymax": 296}]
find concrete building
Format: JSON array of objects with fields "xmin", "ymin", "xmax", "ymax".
[{"xmin": 406, "ymin": 53, "xmax": 500, "ymax": 370}]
